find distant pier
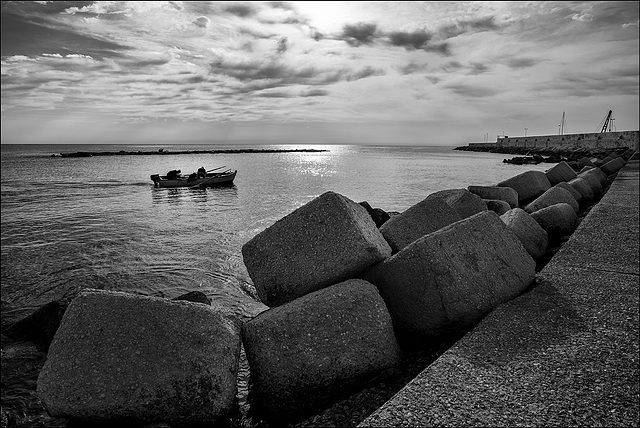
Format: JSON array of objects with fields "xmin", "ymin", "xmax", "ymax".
[
  {"xmin": 51, "ymin": 148, "xmax": 329, "ymax": 158},
  {"xmin": 459, "ymin": 130, "xmax": 639, "ymax": 153}
]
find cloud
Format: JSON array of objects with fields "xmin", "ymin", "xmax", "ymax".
[
  {"xmin": 445, "ymin": 83, "xmax": 502, "ymax": 98},
  {"xmin": 503, "ymin": 57, "xmax": 538, "ymax": 69},
  {"xmin": 1, "ymin": 1, "xmax": 638, "ymax": 144},
  {"xmin": 342, "ymin": 22, "xmax": 378, "ymax": 46},
  {"xmin": 345, "ymin": 66, "xmax": 384, "ymax": 81},
  {"xmin": 423, "ymin": 42, "xmax": 451, "ymax": 56},
  {"xmin": 276, "ymin": 37, "xmax": 288, "ymax": 55},
  {"xmin": 469, "ymin": 62, "xmax": 490, "ymax": 75},
  {"xmin": 223, "ymin": 3, "xmax": 258, "ymax": 18},
  {"xmin": 300, "ymin": 88, "xmax": 329, "ymax": 97},
  {"xmin": 437, "ymin": 16, "xmax": 500, "ymax": 39},
  {"xmin": 193, "ymin": 16, "xmax": 210, "ymax": 29},
  {"xmin": 398, "ymin": 61, "xmax": 429, "ymax": 75},
  {"xmin": 0, "ymin": 9, "xmax": 131, "ymax": 59},
  {"xmin": 388, "ymin": 30, "xmax": 431, "ymax": 50}
]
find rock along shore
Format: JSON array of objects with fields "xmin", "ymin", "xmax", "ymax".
[{"xmin": 2, "ymin": 148, "xmax": 637, "ymax": 428}]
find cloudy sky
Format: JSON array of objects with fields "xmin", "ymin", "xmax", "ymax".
[{"xmin": 1, "ymin": 1, "xmax": 638, "ymax": 145}]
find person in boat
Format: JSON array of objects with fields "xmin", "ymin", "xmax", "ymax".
[
  {"xmin": 197, "ymin": 167, "xmax": 206, "ymax": 178},
  {"xmin": 166, "ymin": 169, "xmax": 181, "ymax": 180}
]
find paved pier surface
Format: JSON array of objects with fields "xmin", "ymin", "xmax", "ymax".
[{"xmin": 360, "ymin": 157, "xmax": 639, "ymax": 427}]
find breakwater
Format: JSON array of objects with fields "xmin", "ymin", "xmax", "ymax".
[
  {"xmin": 3, "ymin": 149, "xmax": 636, "ymax": 426},
  {"xmin": 360, "ymin": 152, "xmax": 639, "ymax": 427},
  {"xmin": 51, "ymin": 148, "xmax": 329, "ymax": 157},
  {"xmin": 455, "ymin": 144, "xmax": 633, "ymax": 170},
  {"xmin": 462, "ymin": 130, "xmax": 639, "ymax": 152}
]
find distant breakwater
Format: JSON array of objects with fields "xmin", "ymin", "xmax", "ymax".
[{"xmin": 51, "ymin": 148, "xmax": 329, "ymax": 158}]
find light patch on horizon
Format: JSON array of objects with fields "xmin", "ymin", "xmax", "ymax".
[{"xmin": 1, "ymin": 1, "xmax": 638, "ymax": 145}]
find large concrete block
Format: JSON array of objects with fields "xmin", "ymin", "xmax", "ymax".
[
  {"xmin": 579, "ymin": 167, "xmax": 607, "ymax": 186},
  {"xmin": 577, "ymin": 170, "xmax": 603, "ymax": 194},
  {"xmin": 568, "ymin": 177, "xmax": 595, "ymax": 201},
  {"xmin": 500, "ymin": 208, "xmax": 549, "ymax": 260},
  {"xmin": 242, "ymin": 191, "xmax": 391, "ymax": 306},
  {"xmin": 379, "ymin": 194, "xmax": 461, "ymax": 253},
  {"xmin": 577, "ymin": 157, "xmax": 595, "ymax": 169},
  {"xmin": 601, "ymin": 157, "xmax": 625, "ymax": 175},
  {"xmin": 555, "ymin": 182, "xmax": 582, "ymax": 204},
  {"xmin": 484, "ymin": 199, "xmax": 511, "ymax": 215},
  {"xmin": 430, "ymin": 188, "xmax": 487, "ymax": 218},
  {"xmin": 242, "ymin": 279, "xmax": 401, "ymax": 421},
  {"xmin": 467, "ymin": 185, "xmax": 519, "ymax": 208},
  {"xmin": 530, "ymin": 203, "xmax": 577, "ymax": 239},
  {"xmin": 362, "ymin": 211, "xmax": 535, "ymax": 339},
  {"xmin": 37, "ymin": 290, "xmax": 241, "ymax": 426},
  {"xmin": 523, "ymin": 186, "xmax": 579, "ymax": 214},
  {"xmin": 545, "ymin": 161, "xmax": 577, "ymax": 185},
  {"xmin": 497, "ymin": 171, "xmax": 551, "ymax": 204}
]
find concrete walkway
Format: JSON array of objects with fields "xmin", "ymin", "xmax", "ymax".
[{"xmin": 360, "ymin": 158, "xmax": 639, "ymax": 427}]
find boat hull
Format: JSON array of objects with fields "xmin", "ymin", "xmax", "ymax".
[{"xmin": 151, "ymin": 171, "xmax": 237, "ymax": 188}]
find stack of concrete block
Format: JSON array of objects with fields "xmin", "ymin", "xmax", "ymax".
[{"xmin": 241, "ymin": 192, "xmax": 400, "ymax": 421}]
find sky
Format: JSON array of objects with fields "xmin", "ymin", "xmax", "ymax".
[{"xmin": 1, "ymin": 1, "xmax": 639, "ymax": 146}]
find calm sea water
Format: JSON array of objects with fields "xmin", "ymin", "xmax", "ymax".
[{"xmin": 1, "ymin": 143, "xmax": 556, "ymax": 426}]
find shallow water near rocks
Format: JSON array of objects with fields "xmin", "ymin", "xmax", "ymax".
[{"xmin": 1, "ymin": 143, "xmax": 561, "ymax": 427}]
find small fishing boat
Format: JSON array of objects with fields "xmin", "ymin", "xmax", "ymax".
[{"xmin": 150, "ymin": 166, "xmax": 237, "ymax": 188}]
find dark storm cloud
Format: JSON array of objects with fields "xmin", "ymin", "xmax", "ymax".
[
  {"xmin": 342, "ymin": 22, "xmax": 378, "ymax": 46},
  {"xmin": 0, "ymin": 9, "xmax": 130, "ymax": 59},
  {"xmin": 388, "ymin": 30, "xmax": 432, "ymax": 50}
]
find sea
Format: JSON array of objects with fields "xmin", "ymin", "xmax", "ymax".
[{"xmin": 0, "ymin": 143, "xmax": 557, "ymax": 427}]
